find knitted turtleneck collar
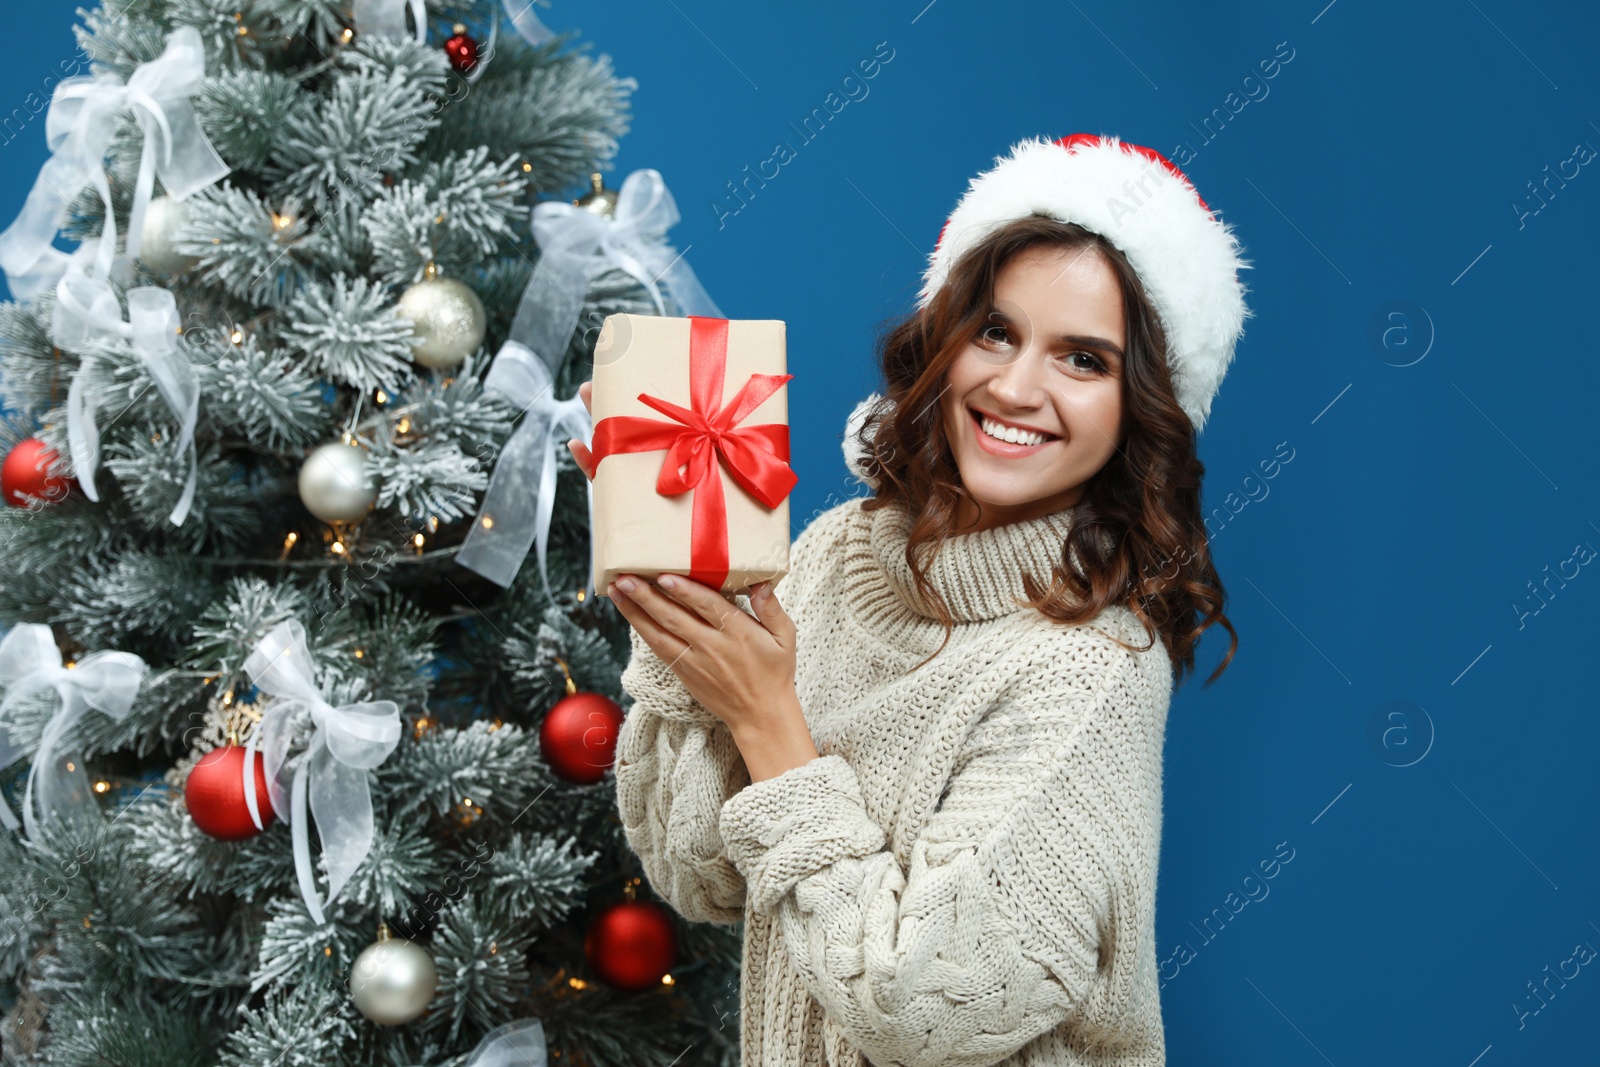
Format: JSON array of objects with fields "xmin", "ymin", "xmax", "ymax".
[{"xmin": 842, "ymin": 496, "xmax": 1080, "ymax": 649}]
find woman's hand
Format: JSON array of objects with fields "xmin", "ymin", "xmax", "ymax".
[
  {"xmin": 571, "ymin": 378, "xmax": 816, "ymax": 778},
  {"xmin": 566, "ymin": 380, "xmax": 597, "ymax": 479},
  {"xmin": 607, "ymin": 571, "xmax": 798, "ymax": 738}
]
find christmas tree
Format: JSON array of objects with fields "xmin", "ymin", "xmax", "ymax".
[{"xmin": 0, "ymin": 1, "xmax": 741, "ymax": 1063}]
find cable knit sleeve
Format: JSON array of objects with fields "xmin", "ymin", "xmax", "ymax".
[
  {"xmin": 717, "ymin": 634, "xmax": 1167, "ymax": 1067},
  {"xmin": 611, "ymin": 494, "xmax": 841, "ymax": 926},
  {"xmin": 614, "ymin": 620, "xmax": 753, "ymax": 925}
]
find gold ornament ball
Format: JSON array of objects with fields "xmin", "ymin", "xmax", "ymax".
[
  {"xmin": 298, "ymin": 442, "xmax": 378, "ymax": 523},
  {"xmin": 139, "ymin": 195, "xmax": 199, "ymax": 275},
  {"xmin": 349, "ymin": 922, "xmax": 438, "ymax": 1026},
  {"xmin": 574, "ymin": 172, "xmax": 619, "ymax": 219},
  {"xmin": 398, "ymin": 277, "xmax": 486, "ymax": 369}
]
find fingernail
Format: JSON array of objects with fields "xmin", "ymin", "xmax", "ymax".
[
  {"xmin": 658, "ymin": 575, "xmax": 678, "ymax": 590},
  {"xmin": 616, "ymin": 577, "xmax": 636, "ymax": 594}
]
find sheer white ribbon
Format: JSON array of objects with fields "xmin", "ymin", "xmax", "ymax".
[
  {"xmin": 455, "ymin": 341, "xmax": 593, "ymax": 593},
  {"xmin": 499, "ymin": 0, "xmax": 557, "ymax": 47},
  {"xmin": 352, "ymin": 0, "xmax": 429, "ymax": 45},
  {"xmin": 505, "ymin": 168, "xmax": 723, "ymax": 374},
  {"xmin": 64, "ymin": 286, "xmax": 200, "ymax": 525},
  {"xmin": 242, "ymin": 620, "xmax": 402, "ymax": 926},
  {"xmin": 0, "ymin": 26, "xmax": 229, "ymax": 304},
  {"xmin": 457, "ymin": 1018, "xmax": 548, "ymax": 1067},
  {"xmin": 0, "ymin": 624, "xmax": 147, "ymax": 839}
]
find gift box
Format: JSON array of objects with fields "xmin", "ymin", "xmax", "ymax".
[{"xmin": 589, "ymin": 314, "xmax": 797, "ymax": 598}]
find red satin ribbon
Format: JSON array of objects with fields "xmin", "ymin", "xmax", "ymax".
[{"xmin": 590, "ymin": 316, "xmax": 798, "ymax": 590}]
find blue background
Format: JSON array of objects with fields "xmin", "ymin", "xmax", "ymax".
[{"xmin": 6, "ymin": 1, "xmax": 1600, "ymax": 1061}]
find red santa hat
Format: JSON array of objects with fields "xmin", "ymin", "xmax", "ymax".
[
  {"xmin": 845, "ymin": 134, "xmax": 1252, "ymax": 483},
  {"xmin": 921, "ymin": 133, "xmax": 1251, "ymax": 431}
]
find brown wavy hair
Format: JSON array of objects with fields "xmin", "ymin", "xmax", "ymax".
[{"xmin": 852, "ymin": 214, "xmax": 1237, "ymax": 687}]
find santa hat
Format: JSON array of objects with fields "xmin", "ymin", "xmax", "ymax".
[{"xmin": 847, "ymin": 134, "xmax": 1251, "ymax": 483}]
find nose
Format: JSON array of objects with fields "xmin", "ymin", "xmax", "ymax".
[{"xmin": 986, "ymin": 345, "xmax": 1048, "ymax": 410}]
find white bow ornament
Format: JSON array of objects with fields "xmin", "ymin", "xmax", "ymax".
[
  {"xmin": 243, "ymin": 620, "xmax": 402, "ymax": 926},
  {"xmin": 0, "ymin": 624, "xmax": 147, "ymax": 839},
  {"xmin": 65, "ymin": 286, "xmax": 201, "ymax": 525},
  {"xmin": 505, "ymin": 168, "xmax": 722, "ymax": 378},
  {"xmin": 0, "ymin": 26, "xmax": 229, "ymax": 305},
  {"xmin": 455, "ymin": 341, "xmax": 593, "ymax": 593}
]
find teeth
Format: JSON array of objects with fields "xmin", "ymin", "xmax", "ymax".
[{"xmin": 979, "ymin": 414, "xmax": 1050, "ymax": 447}]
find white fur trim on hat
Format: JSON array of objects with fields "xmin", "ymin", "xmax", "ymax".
[{"xmin": 919, "ymin": 134, "xmax": 1252, "ymax": 431}]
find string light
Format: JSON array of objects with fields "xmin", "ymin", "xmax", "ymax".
[
  {"xmin": 481, "ymin": 516, "xmax": 495, "ymax": 530},
  {"xmin": 341, "ymin": 27, "xmax": 354, "ymax": 42},
  {"xmin": 522, "ymin": 161, "xmax": 533, "ymax": 173},
  {"xmin": 375, "ymin": 389, "xmax": 388, "ymax": 405},
  {"xmin": 567, "ymin": 977, "xmax": 587, "ymax": 990},
  {"xmin": 280, "ymin": 531, "xmax": 298, "ymax": 560},
  {"xmin": 93, "ymin": 781, "xmax": 109, "ymax": 794},
  {"xmin": 396, "ymin": 417, "xmax": 410, "ymax": 433},
  {"xmin": 353, "ymin": 649, "xmax": 364, "ymax": 659},
  {"xmin": 331, "ymin": 540, "xmax": 346, "ymax": 555},
  {"xmin": 229, "ymin": 327, "xmax": 244, "ymax": 345},
  {"xmin": 661, "ymin": 974, "xmax": 675, "ymax": 986},
  {"xmin": 413, "ymin": 532, "xmax": 425, "ymax": 556}
]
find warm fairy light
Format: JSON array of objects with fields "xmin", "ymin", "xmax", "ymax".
[
  {"xmin": 489, "ymin": 719, "xmax": 503, "ymax": 731},
  {"xmin": 236, "ymin": 25, "xmax": 249, "ymax": 37},
  {"xmin": 661, "ymin": 974, "xmax": 674, "ymax": 985},
  {"xmin": 64, "ymin": 660, "xmax": 76, "ymax": 669},
  {"xmin": 522, "ymin": 161, "xmax": 533, "ymax": 173},
  {"xmin": 65, "ymin": 761, "xmax": 75, "ymax": 772},
  {"xmin": 282, "ymin": 532, "xmax": 297, "ymax": 548},
  {"xmin": 413, "ymin": 533, "xmax": 424, "ymax": 548},
  {"xmin": 331, "ymin": 541, "xmax": 346, "ymax": 555},
  {"xmin": 341, "ymin": 27, "xmax": 354, "ymax": 41},
  {"xmin": 489, "ymin": 940, "xmax": 498, "ymax": 954},
  {"xmin": 462, "ymin": 798, "xmax": 473, "ymax": 807},
  {"xmin": 576, "ymin": 588, "xmax": 585, "ymax": 602},
  {"xmin": 229, "ymin": 327, "xmax": 244, "ymax": 345},
  {"xmin": 481, "ymin": 516, "xmax": 494, "ymax": 530},
  {"xmin": 567, "ymin": 977, "xmax": 587, "ymax": 989},
  {"xmin": 324, "ymin": 945, "xmax": 332, "ymax": 956},
  {"xmin": 94, "ymin": 780, "xmax": 109, "ymax": 794},
  {"xmin": 222, "ymin": 690, "xmax": 234, "ymax": 706},
  {"xmin": 434, "ymin": 213, "xmax": 446, "ymax": 225},
  {"xmin": 428, "ymin": 515, "xmax": 439, "ymax": 532},
  {"xmin": 354, "ymin": 649, "xmax": 364, "ymax": 659},
  {"xmin": 375, "ymin": 389, "xmax": 388, "ymax": 405},
  {"xmin": 396, "ymin": 417, "xmax": 410, "ymax": 433},
  {"xmin": 272, "ymin": 212, "xmax": 293, "ymax": 230}
]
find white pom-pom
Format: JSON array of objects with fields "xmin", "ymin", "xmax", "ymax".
[{"xmin": 843, "ymin": 392, "xmax": 888, "ymax": 487}]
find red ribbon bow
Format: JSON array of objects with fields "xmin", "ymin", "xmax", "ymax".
[{"xmin": 590, "ymin": 316, "xmax": 797, "ymax": 590}]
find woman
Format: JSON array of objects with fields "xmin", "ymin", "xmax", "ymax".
[{"xmin": 567, "ymin": 133, "xmax": 1248, "ymax": 1067}]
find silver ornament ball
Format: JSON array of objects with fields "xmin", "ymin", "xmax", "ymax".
[
  {"xmin": 350, "ymin": 923, "xmax": 438, "ymax": 1026},
  {"xmin": 298, "ymin": 442, "xmax": 378, "ymax": 524},
  {"xmin": 139, "ymin": 195, "xmax": 199, "ymax": 275},
  {"xmin": 398, "ymin": 277, "xmax": 486, "ymax": 369}
]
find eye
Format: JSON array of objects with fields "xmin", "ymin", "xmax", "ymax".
[
  {"xmin": 977, "ymin": 323, "xmax": 1010, "ymax": 347},
  {"xmin": 1060, "ymin": 350, "xmax": 1109, "ymax": 375}
]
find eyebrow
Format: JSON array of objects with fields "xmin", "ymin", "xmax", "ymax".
[{"xmin": 985, "ymin": 307, "xmax": 1125, "ymax": 362}]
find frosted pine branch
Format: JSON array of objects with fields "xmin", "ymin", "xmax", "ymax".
[{"xmin": 281, "ymin": 273, "xmax": 417, "ymax": 391}]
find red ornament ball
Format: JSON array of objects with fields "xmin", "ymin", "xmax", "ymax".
[
  {"xmin": 540, "ymin": 691, "xmax": 625, "ymax": 784},
  {"xmin": 443, "ymin": 25, "xmax": 479, "ymax": 73},
  {"xmin": 2, "ymin": 438, "xmax": 72, "ymax": 507},
  {"xmin": 585, "ymin": 899, "xmax": 676, "ymax": 991},
  {"xmin": 184, "ymin": 743, "xmax": 274, "ymax": 840}
]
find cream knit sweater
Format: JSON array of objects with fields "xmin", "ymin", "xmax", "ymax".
[{"xmin": 614, "ymin": 495, "xmax": 1172, "ymax": 1067}]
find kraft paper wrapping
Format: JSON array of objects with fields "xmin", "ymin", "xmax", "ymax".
[{"xmin": 590, "ymin": 314, "xmax": 792, "ymax": 598}]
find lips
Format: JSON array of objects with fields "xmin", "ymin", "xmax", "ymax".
[{"xmin": 968, "ymin": 406, "xmax": 1059, "ymax": 442}]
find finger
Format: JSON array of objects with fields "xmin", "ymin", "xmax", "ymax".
[
  {"xmin": 566, "ymin": 439, "xmax": 595, "ymax": 481},
  {"xmin": 748, "ymin": 580, "xmax": 795, "ymax": 641},
  {"xmin": 609, "ymin": 581, "xmax": 691, "ymax": 661},
  {"xmin": 655, "ymin": 574, "xmax": 745, "ymax": 632},
  {"xmin": 622, "ymin": 574, "xmax": 731, "ymax": 637},
  {"xmin": 579, "ymin": 379, "xmax": 592, "ymax": 415}
]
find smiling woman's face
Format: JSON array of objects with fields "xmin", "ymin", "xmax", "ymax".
[{"xmin": 939, "ymin": 243, "xmax": 1127, "ymax": 533}]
